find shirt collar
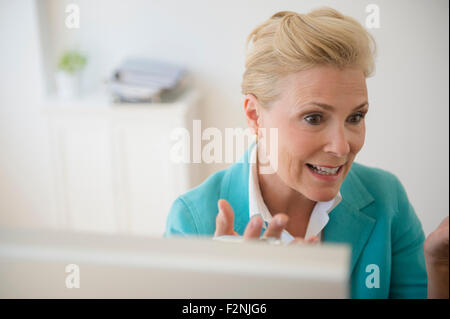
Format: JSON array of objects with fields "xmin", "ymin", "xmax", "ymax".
[{"xmin": 248, "ymin": 143, "xmax": 342, "ymax": 243}]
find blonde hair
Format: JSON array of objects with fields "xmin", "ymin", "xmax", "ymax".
[{"xmin": 241, "ymin": 7, "xmax": 377, "ymax": 106}]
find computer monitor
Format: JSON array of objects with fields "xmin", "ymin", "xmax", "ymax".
[{"xmin": 0, "ymin": 227, "xmax": 350, "ymax": 298}]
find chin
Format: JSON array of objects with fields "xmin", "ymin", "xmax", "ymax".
[{"xmin": 307, "ymin": 189, "xmax": 339, "ymax": 202}]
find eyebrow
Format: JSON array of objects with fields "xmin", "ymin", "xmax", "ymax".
[{"xmin": 303, "ymin": 102, "xmax": 369, "ymax": 111}]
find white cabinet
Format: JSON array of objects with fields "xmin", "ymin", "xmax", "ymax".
[{"xmin": 42, "ymin": 89, "xmax": 200, "ymax": 237}]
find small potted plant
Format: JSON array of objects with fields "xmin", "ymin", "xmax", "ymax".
[{"xmin": 55, "ymin": 50, "xmax": 87, "ymax": 99}]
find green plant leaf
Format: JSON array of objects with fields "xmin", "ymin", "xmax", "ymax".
[{"xmin": 57, "ymin": 50, "xmax": 87, "ymax": 74}]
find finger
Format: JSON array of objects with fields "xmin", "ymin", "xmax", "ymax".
[
  {"xmin": 243, "ymin": 216, "xmax": 263, "ymax": 240},
  {"xmin": 263, "ymin": 213, "xmax": 288, "ymax": 239},
  {"xmin": 290, "ymin": 236, "xmax": 319, "ymax": 245},
  {"xmin": 214, "ymin": 199, "xmax": 237, "ymax": 237},
  {"xmin": 438, "ymin": 216, "xmax": 449, "ymax": 229},
  {"xmin": 305, "ymin": 236, "xmax": 319, "ymax": 243}
]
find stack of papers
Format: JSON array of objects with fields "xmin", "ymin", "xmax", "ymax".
[{"xmin": 108, "ymin": 58, "xmax": 186, "ymax": 103}]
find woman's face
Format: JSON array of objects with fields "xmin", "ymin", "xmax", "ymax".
[{"xmin": 256, "ymin": 65, "xmax": 369, "ymax": 202}]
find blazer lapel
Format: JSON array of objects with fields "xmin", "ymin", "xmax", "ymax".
[
  {"xmin": 219, "ymin": 146, "xmax": 252, "ymax": 235},
  {"xmin": 323, "ymin": 167, "xmax": 377, "ymax": 274}
]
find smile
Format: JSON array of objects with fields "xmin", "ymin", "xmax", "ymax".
[{"xmin": 306, "ymin": 163, "xmax": 344, "ymax": 179}]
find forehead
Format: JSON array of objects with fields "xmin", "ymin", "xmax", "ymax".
[{"xmin": 279, "ymin": 66, "xmax": 368, "ymax": 104}]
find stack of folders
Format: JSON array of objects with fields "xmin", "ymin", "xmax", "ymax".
[{"xmin": 108, "ymin": 58, "xmax": 186, "ymax": 103}]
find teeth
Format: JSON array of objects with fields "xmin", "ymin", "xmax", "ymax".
[{"xmin": 309, "ymin": 164, "xmax": 340, "ymax": 175}]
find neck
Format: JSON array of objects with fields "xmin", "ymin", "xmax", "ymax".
[{"xmin": 256, "ymin": 149, "xmax": 316, "ymax": 219}]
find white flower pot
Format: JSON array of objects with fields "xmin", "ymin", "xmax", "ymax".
[{"xmin": 55, "ymin": 71, "xmax": 81, "ymax": 99}]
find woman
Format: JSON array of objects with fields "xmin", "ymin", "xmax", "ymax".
[{"xmin": 165, "ymin": 8, "xmax": 448, "ymax": 299}]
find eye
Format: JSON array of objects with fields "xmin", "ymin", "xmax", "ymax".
[
  {"xmin": 304, "ymin": 114, "xmax": 323, "ymax": 125},
  {"xmin": 347, "ymin": 111, "xmax": 366, "ymax": 124}
]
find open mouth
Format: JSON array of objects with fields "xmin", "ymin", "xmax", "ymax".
[{"xmin": 306, "ymin": 163, "xmax": 343, "ymax": 176}]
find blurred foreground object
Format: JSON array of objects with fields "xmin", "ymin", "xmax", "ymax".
[{"xmin": 0, "ymin": 228, "xmax": 350, "ymax": 298}]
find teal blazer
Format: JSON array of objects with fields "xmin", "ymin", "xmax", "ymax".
[{"xmin": 164, "ymin": 146, "xmax": 427, "ymax": 299}]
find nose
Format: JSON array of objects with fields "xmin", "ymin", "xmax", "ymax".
[{"xmin": 323, "ymin": 125, "xmax": 350, "ymax": 157}]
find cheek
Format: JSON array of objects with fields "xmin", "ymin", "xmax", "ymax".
[
  {"xmin": 350, "ymin": 126, "xmax": 366, "ymax": 153},
  {"xmin": 277, "ymin": 128, "xmax": 317, "ymax": 179},
  {"xmin": 281, "ymin": 125, "xmax": 318, "ymax": 161}
]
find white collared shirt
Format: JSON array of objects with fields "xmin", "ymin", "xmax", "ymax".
[{"xmin": 248, "ymin": 144, "xmax": 342, "ymax": 244}]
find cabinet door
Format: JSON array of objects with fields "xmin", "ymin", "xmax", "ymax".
[
  {"xmin": 50, "ymin": 116, "xmax": 117, "ymax": 233},
  {"xmin": 112, "ymin": 120, "xmax": 178, "ymax": 236}
]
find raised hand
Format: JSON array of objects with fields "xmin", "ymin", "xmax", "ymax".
[
  {"xmin": 214, "ymin": 199, "xmax": 319, "ymax": 244},
  {"xmin": 424, "ymin": 216, "xmax": 449, "ymax": 299}
]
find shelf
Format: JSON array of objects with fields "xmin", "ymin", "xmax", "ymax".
[{"xmin": 41, "ymin": 86, "xmax": 200, "ymax": 118}]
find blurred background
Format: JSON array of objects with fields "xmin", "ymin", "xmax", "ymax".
[{"xmin": 0, "ymin": 0, "xmax": 448, "ymax": 238}]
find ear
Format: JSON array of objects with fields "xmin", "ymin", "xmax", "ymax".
[{"xmin": 244, "ymin": 94, "xmax": 261, "ymax": 135}]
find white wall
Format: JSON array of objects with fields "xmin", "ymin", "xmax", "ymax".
[
  {"xmin": 0, "ymin": 0, "xmax": 57, "ymax": 228},
  {"xmin": 0, "ymin": 0, "xmax": 448, "ymax": 235}
]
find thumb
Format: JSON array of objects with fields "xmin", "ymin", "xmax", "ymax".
[{"xmin": 214, "ymin": 199, "xmax": 237, "ymax": 236}]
